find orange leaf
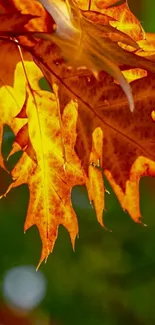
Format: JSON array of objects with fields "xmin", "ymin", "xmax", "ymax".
[
  {"xmin": 27, "ymin": 2, "xmax": 155, "ymax": 228},
  {"xmin": 36, "ymin": 57, "xmax": 155, "ymax": 223},
  {"xmin": 0, "ymin": 0, "xmax": 52, "ymax": 33},
  {"xmin": 0, "ymin": 12, "xmax": 35, "ymax": 34},
  {"xmin": 1, "ymin": 0, "xmax": 155, "ymax": 265},
  {"xmin": 97, "ymin": 2, "xmax": 145, "ymax": 41},
  {"xmin": 8, "ymin": 87, "xmax": 85, "ymax": 266}
]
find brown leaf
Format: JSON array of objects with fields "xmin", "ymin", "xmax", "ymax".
[{"xmin": 0, "ymin": 13, "xmax": 35, "ymax": 34}]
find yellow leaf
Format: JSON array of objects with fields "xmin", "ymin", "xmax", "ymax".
[{"xmin": 7, "ymin": 66, "xmax": 85, "ymax": 265}]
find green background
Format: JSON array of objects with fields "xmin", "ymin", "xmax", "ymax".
[{"xmin": 0, "ymin": 1, "xmax": 155, "ymax": 324}]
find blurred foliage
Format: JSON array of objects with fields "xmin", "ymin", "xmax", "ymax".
[
  {"xmin": 0, "ymin": 1, "xmax": 155, "ymax": 324},
  {"xmin": 129, "ymin": 0, "xmax": 155, "ymax": 32}
]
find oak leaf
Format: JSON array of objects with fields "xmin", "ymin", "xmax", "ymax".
[
  {"xmin": 0, "ymin": 0, "xmax": 155, "ymax": 264},
  {"xmin": 7, "ymin": 66, "xmax": 85, "ymax": 266},
  {"xmin": 30, "ymin": 1, "xmax": 155, "ymax": 222}
]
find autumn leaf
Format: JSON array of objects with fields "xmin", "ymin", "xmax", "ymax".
[
  {"xmin": 29, "ymin": 1, "xmax": 155, "ymax": 220},
  {"xmin": 38, "ymin": 0, "xmax": 139, "ymax": 112},
  {"xmin": 0, "ymin": 13, "xmax": 35, "ymax": 35},
  {"xmin": 93, "ymin": 1, "xmax": 145, "ymax": 41},
  {"xmin": 0, "ymin": 41, "xmax": 29, "ymax": 169},
  {"xmin": 29, "ymin": 3, "xmax": 155, "ymax": 221},
  {"xmin": 0, "ymin": 0, "xmax": 155, "ymax": 264},
  {"xmin": 32, "ymin": 0, "xmax": 155, "ymax": 112},
  {"xmin": 6, "ymin": 63, "xmax": 85, "ymax": 266},
  {"xmin": 0, "ymin": 0, "xmax": 52, "ymax": 33}
]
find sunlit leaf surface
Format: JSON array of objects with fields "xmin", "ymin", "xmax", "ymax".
[{"xmin": 0, "ymin": 0, "xmax": 155, "ymax": 264}]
